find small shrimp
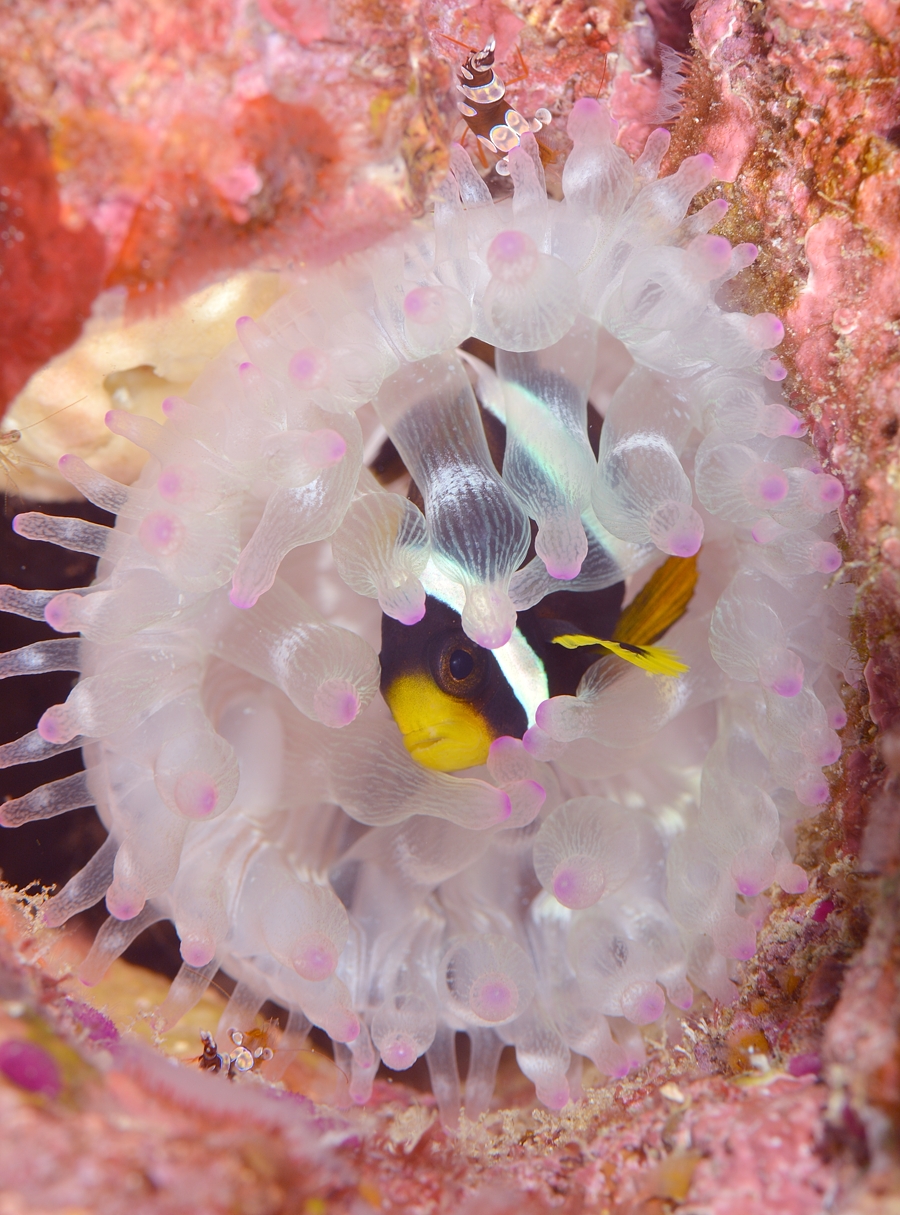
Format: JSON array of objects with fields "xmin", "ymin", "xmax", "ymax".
[
  {"xmin": 0, "ymin": 399, "xmax": 85, "ymax": 505},
  {"xmin": 196, "ymin": 1027, "xmax": 274, "ymax": 1078},
  {"xmin": 448, "ymin": 36, "xmax": 552, "ymax": 175}
]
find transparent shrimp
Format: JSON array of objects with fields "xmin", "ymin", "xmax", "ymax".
[{"xmin": 0, "ymin": 400, "xmax": 85, "ymax": 506}]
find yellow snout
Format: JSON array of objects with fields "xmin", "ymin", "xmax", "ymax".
[{"xmin": 383, "ymin": 674, "xmax": 494, "ymax": 772}]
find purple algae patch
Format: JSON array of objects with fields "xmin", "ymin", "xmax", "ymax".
[
  {"xmin": 66, "ymin": 998, "xmax": 119, "ymax": 1044},
  {"xmin": 0, "ymin": 1039, "xmax": 62, "ymax": 1098},
  {"xmin": 788, "ymin": 1052, "xmax": 822, "ymax": 1078},
  {"xmin": 812, "ymin": 899, "xmax": 836, "ymax": 923},
  {"xmin": 269, "ymin": 1088, "xmax": 315, "ymax": 1113}
]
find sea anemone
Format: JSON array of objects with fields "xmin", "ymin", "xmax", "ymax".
[{"xmin": 0, "ymin": 98, "xmax": 850, "ymax": 1122}]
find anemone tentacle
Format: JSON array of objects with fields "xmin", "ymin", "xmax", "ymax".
[{"xmin": 0, "ymin": 99, "xmax": 851, "ymax": 1123}]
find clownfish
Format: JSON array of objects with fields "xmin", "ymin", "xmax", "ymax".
[
  {"xmin": 374, "ymin": 387, "xmax": 698, "ymax": 773},
  {"xmin": 379, "ymin": 550, "xmax": 697, "ymax": 772}
]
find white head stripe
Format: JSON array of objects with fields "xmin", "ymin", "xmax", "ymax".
[{"xmin": 420, "ymin": 560, "xmax": 549, "ymax": 726}]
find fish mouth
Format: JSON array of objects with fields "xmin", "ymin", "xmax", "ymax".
[
  {"xmin": 383, "ymin": 674, "xmax": 494, "ymax": 771},
  {"xmin": 400, "ymin": 718, "xmax": 491, "ymax": 772},
  {"xmin": 403, "ymin": 725, "xmax": 449, "ymax": 755}
]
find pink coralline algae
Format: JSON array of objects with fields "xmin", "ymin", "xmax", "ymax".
[
  {"xmin": 0, "ymin": 87, "xmax": 106, "ymax": 413},
  {"xmin": 0, "ymin": 0, "xmax": 456, "ymax": 409},
  {"xmin": 0, "ymin": 0, "xmax": 899, "ymax": 1211},
  {"xmin": 0, "ymin": 891, "xmax": 843, "ymax": 1215}
]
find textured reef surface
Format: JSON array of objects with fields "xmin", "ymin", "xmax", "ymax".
[{"xmin": 0, "ymin": 0, "xmax": 899, "ymax": 1212}]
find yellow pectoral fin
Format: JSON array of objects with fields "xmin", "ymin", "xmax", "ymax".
[
  {"xmin": 551, "ymin": 634, "xmax": 689, "ymax": 677},
  {"xmin": 382, "ymin": 674, "xmax": 494, "ymax": 772}
]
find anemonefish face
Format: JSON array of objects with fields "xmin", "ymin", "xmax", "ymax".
[
  {"xmin": 379, "ymin": 557, "xmax": 696, "ymax": 774},
  {"xmin": 380, "ymin": 597, "xmax": 528, "ymax": 772}
]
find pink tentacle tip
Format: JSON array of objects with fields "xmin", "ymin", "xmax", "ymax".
[
  {"xmin": 487, "ymin": 229, "xmax": 538, "ymax": 282},
  {"xmin": 304, "ymin": 429, "xmax": 346, "ymax": 468},
  {"xmin": 289, "ymin": 348, "xmax": 327, "ymax": 387},
  {"xmin": 764, "ymin": 357, "xmax": 788, "ymax": 382},
  {"xmin": 392, "ymin": 600, "xmax": 426, "ymax": 626},
  {"xmin": 468, "ymin": 620, "xmax": 514, "ymax": 650},
  {"xmin": 181, "ymin": 938, "xmax": 216, "ymax": 968},
  {"xmin": 491, "ymin": 624, "xmax": 515, "ymax": 648},
  {"xmin": 719, "ymin": 920, "xmax": 757, "ymax": 961},
  {"xmin": 44, "ymin": 594, "xmax": 74, "ymax": 632},
  {"xmin": 570, "ymin": 96, "xmax": 602, "ymax": 119},
  {"xmin": 105, "ymin": 888, "xmax": 145, "ymax": 923},
  {"xmin": 650, "ymin": 502, "xmax": 703, "ymax": 557},
  {"xmin": 735, "ymin": 875, "xmax": 767, "ymax": 898},
  {"xmin": 758, "ymin": 472, "xmax": 788, "ymax": 504},
  {"xmin": 539, "ymin": 1080, "xmax": 571, "ymax": 1111},
  {"xmin": 795, "ymin": 773, "xmax": 829, "ymax": 806},
  {"xmin": 228, "ymin": 584, "xmax": 259, "ymax": 610},
  {"xmin": 621, "ymin": 982, "xmax": 666, "ymax": 1025},
  {"xmin": 541, "ymin": 552, "xmax": 583, "ymax": 580},
  {"xmin": 37, "ymin": 706, "xmax": 71, "ymax": 745},
  {"xmin": 293, "ymin": 933, "xmax": 338, "ymax": 982},
  {"xmin": 522, "ymin": 723, "xmax": 566, "ymax": 760},
  {"xmin": 157, "ymin": 466, "xmax": 189, "ymax": 501},
  {"xmin": 778, "ymin": 864, "xmax": 809, "ymax": 896},
  {"xmin": 672, "ymin": 988, "xmax": 694, "ymax": 1012},
  {"xmin": 489, "ymin": 230, "xmax": 529, "ymax": 261},
  {"xmin": 333, "ymin": 1012, "xmax": 360, "ymax": 1044},
  {"xmin": 470, "ymin": 973, "xmax": 518, "ymax": 1022},
  {"xmin": 174, "ymin": 772, "xmax": 219, "ymax": 819},
  {"xmin": 815, "ymin": 474, "xmax": 844, "ymax": 508},
  {"xmin": 521, "ymin": 726, "xmax": 541, "ymax": 756},
  {"xmin": 769, "ymin": 674, "xmax": 803, "ymax": 698},
  {"xmin": 607, "ymin": 1056, "xmax": 632, "ymax": 1081},
  {"xmin": 488, "ymin": 735, "xmax": 520, "ymax": 763},
  {"xmin": 505, "ymin": 779, "xmax": 545, "ymax": 827},
  {"xmin": 474, "ymin": 788, "xmax": 513, "ymax": 829},
  {"xmin": 314, "ymin": 680, "xmax": 360, "ymax": 728},
  {"xmin": 749, "ymin": 312, "xmax": 784, "ymax": 349},
  {"xmin": 688, "ymin": 234, "xmax": 732, "ymax": 280},
  {"xmin": 751, "ymin": 518, "xmax": 785, "ymax": 545},
  {"xmin": 403, "ymin": 286, "xmax": 443, "ymax": 324},
  {"xmin": 666, "ymin": 530, "xmax": 703, "ymax": 558},
  {"xmin": 139, "ymin": 510, "xmax": 185, "ymax": 557},
  {"xmin": 552, "ymin": 856, "xmax": 605, "ymax": 909},
  {"xmin": 382, "ymin": 1038, "xmax": 416, "ymax": 1070},
  {"xmin": 687, "ymin": 152, "xmax": 716, "ymax": 185}
]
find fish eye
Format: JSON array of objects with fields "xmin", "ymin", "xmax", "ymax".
[
  {"xmin": 430, "ymin": 633, "xmax": 487, "ymax": 699},
  {"xmin": 449, "ymin": 649, "xmax": 474, "ymax": 680}
]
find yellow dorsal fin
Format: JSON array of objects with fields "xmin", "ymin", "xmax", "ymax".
[
  {"xmin": 551, "ymin": 634, "xmax": 688, "ymax": 677},
  {"xmin": 613, "ymin": 554, "xmax": 699, "ymax": 647}
]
